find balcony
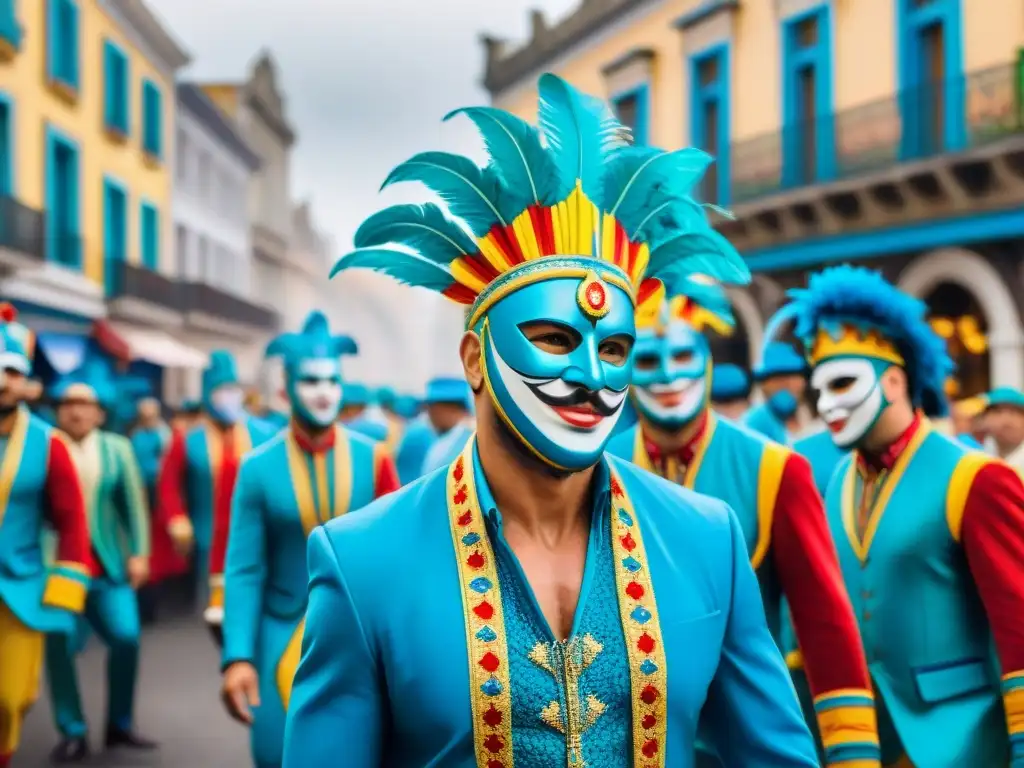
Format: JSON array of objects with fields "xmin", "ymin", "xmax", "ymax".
[
  {"xmin": 181, "ymin": 281, "xmax": 279, "ymax": 337},
  {"xmin": 720, "ymin": 62, "xmax": 1024, "ymax": 259},
  {"xmin": 0, "ymin": 195, "xmax": 44, "ymax": 270},
  {"xmin": 106, "ymin": 261, "xmax": 185, "ymax": 326}
]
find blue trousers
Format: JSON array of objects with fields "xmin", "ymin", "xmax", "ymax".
[
  {"xmin": 249, "ymin": 613, "xmax": 302, "ymax": 768},
  {"xmin": 45, "ymin": 580, "xmax": 141, "ymax": 738}
]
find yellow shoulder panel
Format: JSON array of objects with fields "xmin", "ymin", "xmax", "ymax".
[
  {"xmin": 946, "ymin": 451, "xmax": 994, "ymax": 543},
  {"xmin": 752, "ymin": 442, "xmax": 789, "ymax": 570}
]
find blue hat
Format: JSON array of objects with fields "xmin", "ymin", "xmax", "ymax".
[
  {"xmin": 343, "ymin": 382, "xmax": 372, "ymax": 407},
  {"xmin": 265, "ymin": 311, "xmax": 357, "ymax": 371},
  {"xmin": 753, "ymin": 341, "xmax": 807, "ymax": 381},
  {"xmin": 711, "ymin": 364, "xmax": 751, "ymax": 402},
  {"xmin": 788, "ymin": 266, "xmax": 953, "ymax": 416},
  {"xmin": 0, "ymin": 303, "xmax": 33, "ymax": 375},
  {"xmin": 202, "ymin": 350, "xmax": 239, "ymax": 396},
  {"xmin": 424, "ymin": 377, "xmax": 471, "ymax": 408},
  {"xmin": 374, "ymin": 386, "xmax": 396, "ymax": 408},
  {"xmin": 393, "ymin": 394, "xmax": 421, "ymax": 419},
  {"xmin": 51, "ymin": 355, "xmax": 116, "ymax": 405},
  {"xmin": 986, "ymin": 386, "xmax": 1024, "ymax": 411},
  {"xmin": 180, "ymin": 398, "xmax": 201, "ymax": 412}
]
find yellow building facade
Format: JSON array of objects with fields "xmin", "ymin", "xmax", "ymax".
[
  {"xmin": 482, "ymin": 0, "xmax": 1024, "ymax": 392},
  {"xmin": 0, "ymin": 0, "xmax": 188, "ymax": 289}
]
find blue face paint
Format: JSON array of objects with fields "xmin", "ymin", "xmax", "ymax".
[
  {"xmin": 478, "ymin": 270, "xmax": 635, "ymax": 471},
  {"xmin": 630, "ymin": 315, "xmax": 710, "ymax": 430},
  {"xmin": 288, "ymin": 357, "xmax": 343, "ymax": 428}
]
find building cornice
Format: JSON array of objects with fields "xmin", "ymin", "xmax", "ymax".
[
  {"xmin": 247, "ymin": 91, "xmax": 296, "ymax": 147},
  {"xmin": 672, "ymin": 0, "xmax": 740, "ymax": 30},
  {"xmin": 102, "ymin": 0, "xmax": 190, "ymax": 74},
  {"xmin": 481, "ymin": 0, "xmax": 659, "ymax": 96},
  {"xmin": 600, "ymin": 46, "xmax": 655, "ymax": 76},
  {"xmin": 177, "ymin": 83, "xmax": 262, "ymax": 171}
]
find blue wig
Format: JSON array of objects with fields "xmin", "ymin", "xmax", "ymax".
[{"xmin": 788, "ymin": 265, "xmax": 953, "ymax": 416}]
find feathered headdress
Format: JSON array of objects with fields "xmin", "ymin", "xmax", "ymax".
[
  {"xmin": 634, "ymin": 273, "xmax": 735, "ymax": 336},
  {"xmin": 331, "ymin": 74, "xmax": 749, "ymax": 329},
  {"xmin": 788, "ymin": 265, "xmax": 953, "ymax": 415},
  {"xmin": 751, "ymin": 303, "xmax": 808, "ymax": 380},
  {"xmin": 265, "ymin": 311, "xmax": 358, "ymax": 370}
]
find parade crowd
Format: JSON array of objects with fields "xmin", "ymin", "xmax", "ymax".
[{"xmin": 1, "ymin": 74, "xmax": 1024, "ymax": 768}]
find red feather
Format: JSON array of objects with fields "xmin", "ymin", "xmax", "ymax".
[{"xmin": 0, "ymin": 303, "xmax": 16, "ymax": 322}]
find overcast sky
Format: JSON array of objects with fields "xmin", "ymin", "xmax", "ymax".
[{"xmin": 150, "ymin": 0, "xmax": 578, "ymax": 258}]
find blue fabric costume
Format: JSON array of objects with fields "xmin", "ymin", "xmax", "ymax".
[
  {"xmin": 283, "ymin": 74, "xmax": 816, "ymax": 767},
  {"xmin": 420, "ymin": 420, "xmax": 474, "ymax": 475},
  {"xmin": 742, "ymin": 318, "xmax": 809, "ymax": 443},
  {"xmin": 223, "ymin": 311, "xmax": 396, "ymax": 768},
  {"xmin": 43, "ymin": 361, "xmax": 152, "ymax": 743},
  {"xmin": 788, "ymin": 265, "xmax": 1024, "ymax": 768}
]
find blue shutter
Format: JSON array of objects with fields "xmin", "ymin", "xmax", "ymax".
[
  {"xmin": 141, "ymin": 203, "xmax": 158, "ymax": 270},
  {"xmin": 142, "ymin": 80, "xmax": 162, "ymax": 158},
  {"xmin": 0, "ymin": 0, "xmax": 23, "ymax": 50}
]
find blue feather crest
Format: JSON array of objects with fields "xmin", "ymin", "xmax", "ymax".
[
  {"xmin": 330, "ymin": 247, "xmax": 454, "ymax": 292},
  {"xmin": 380, "ymin": 151, "xmax": 504, "ymax": 236},
  {"xmin": 354, "ymin": 204, "xmax": 476, "ymax": 266},
  {"xmin": 602, "ymin": 146, "xmax": 711, "ymax": 233},
  {"xmin": 788, "ymin": 265, "xmax": 953, "ymax": 413}
]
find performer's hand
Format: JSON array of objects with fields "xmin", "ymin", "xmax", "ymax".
[
  {"xmin": 168, "ymin": 516, "xmax": 194, "ymax": 558},
  {"xmin": 127, "ymin": 556, "xmax": 149, "ymax": 589},
  {"xmin": 221, "ymin": 662, "xmax": 260, "ymax": 725}
]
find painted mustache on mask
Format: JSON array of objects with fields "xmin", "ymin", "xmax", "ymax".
[{"xmin": 520, "ymin": 375, "xmax": 626, "ymax": 417}]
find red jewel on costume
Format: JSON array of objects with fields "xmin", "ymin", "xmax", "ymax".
[
  {"xmin": 458, "ymin": 510, "xmax": 473, "ymax": 526},
  {"xmin": 642, "ymin": 739, "xmax": 659, "ymax": 757},
  {"xmin": 620, "ymin": 533, "xmax": 637, "ymax": 551},
  {"xmin": 576, "ymin": 270, "xmax": 612, "ymax": 320},
  {"xmin": 483, "ymin": 705, "xmax": 503, "ymax": 727},
  {"xmin": 641, "ymin": 713, "xmax": 657, "ymax": 729},
  {"xmin": 479, "ymin": 652, "xmax": 500, "ymax": 672},
  {"xmin": 637, "ymin": 633, "xmax": 655, "ymax": 653},
  {"xmin": 640, "ymin": 684, "xmax": 659, "ymax": 704},
  {"xmin": 453, "ymin": 486, "xmax": 468, "ymax": 505},
  {"xmin": 473, "ymin": 601, "xmax": 495, "ymax": 620},
  {"xmin": 467, "ymin": 551, "xmax": 485, "ymax": 568},
  {"xmin": 483, "ymin": 734, "xmax": 505, "ymax": 753},
  {"xmin": 625, "ymin": 581, "xmax": 645, "ymax": 599}
]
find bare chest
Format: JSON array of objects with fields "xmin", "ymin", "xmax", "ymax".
[{"xmin": 506, "ymin": 532, "xmax": 588, "ymax": 641}]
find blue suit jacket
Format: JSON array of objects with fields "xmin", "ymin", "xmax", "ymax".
[{"xmin": 282, "ymin": 452, "xmax": 816, "ymax": 767}]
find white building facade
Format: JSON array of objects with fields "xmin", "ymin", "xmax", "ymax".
[{"xmin": 171, "ymin": 82, "xmax": 277, "ymax": 398}]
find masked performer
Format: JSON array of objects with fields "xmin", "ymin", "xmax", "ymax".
[
  {"xmin": 219, "ymin": 311, "xmax": 398, "ymax": 768},
  {"xmin": 708, "ymin": 362, "xmax": 750, "ymax": 421},
  {"xmin": 281, "ymin": 75, "xmax": 818, "ymax": 767},
  {"xmin": 786, "ymin": 265, "xmax": 1024, "ymax": 768},
  {"xmin": 45, "ymin": 366, "xmax": 154, "ymax": 763},
  {"xmin": 606, "ymin": 275, "xmax": 877, "ymax": 766},
  {"xmin": 156, "ymin": 351, "xmax": 276, "ymax": 628},
  {"xmin": 743, "ymin": 340, "xmax": 808, "ymax": 444},
  {"xmin": 0, "ymin": 308, "xmax": 91, "ymax": 768},
  {"xmin": 394, "ymin": 377, "xmax": 472, "ymax": 484}
]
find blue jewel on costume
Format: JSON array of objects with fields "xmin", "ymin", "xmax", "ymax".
[
  {"xmin": 476, "ymin": 626, "xmax": 497, "ymax": 643},
  {"xmin": 470, "ymin": 577, "xmax": 492, "ymax": 593},
  {"xmin": 622, "ymin": 557, "xmax": 642, "ymax": 573},
  {"xmin": 640, "ymin": 660, "xmax": 658, "ymax": 675},
  {"xmin": 462, "ymin": 532, "xmax": 481, "ymax": 546},
  {"xmin": 481, "ymin": 678, "xmax": 502, "ymax": 696},
  {"xmin": 630, "ymin": 606, "xmax": 652, "ymax": 624},
  {"xmin": 617, "ymin": 509, "xmax": 633, "ymax": 527}
]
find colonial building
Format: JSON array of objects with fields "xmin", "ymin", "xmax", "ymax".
[
  {"xmin": 286, "ymin": 201, "xmax": 331, "ymax": 333},
  {"xmin": 162, "ymin": 81, "xmax": 274, "ymax": 402},
  {"xmin": 0, "ymin": 0, "xmax": 188, "ymax": 381},
  {"xmin": 198, "ymin": 51, "xmax": 294, "ymax": 388},
  {"xmin": 482, "ymin": 0, "xmax": 1024, "ymax": 394}
]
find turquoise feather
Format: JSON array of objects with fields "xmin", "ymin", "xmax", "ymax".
[
  {"xmin": 537, "ymin": 73, "xmax": 621, "ymax": 202},
  {"xmin": 380, "ymin": 151, "xmax": 503, "ymax": 236},
  {"xmin": 444, "ymin": 107, "xmax": 561, "ymax": 208},
  {"xmin": 330, "ymin": 247, "xmax": 454, "ymax": 292},
  {"xmin": 646, "ymin": 228, "xmax": 750, "ymax": 285},
  {"xmin": 354, "ymin": 204, "xmax": 476, "ymax": 265},
  {"xmin": 603, "ymin": 146, "xmax": 711, "ymax": 234}
]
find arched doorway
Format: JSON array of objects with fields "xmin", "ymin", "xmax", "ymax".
[{"xmin": 923, "ymin": 281, "xmax": 990, "ymax": 398}]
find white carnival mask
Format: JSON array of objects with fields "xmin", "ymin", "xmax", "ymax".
[{"xmin": 811, "ymin": 357, "xmax": 888, "ymax": 449}]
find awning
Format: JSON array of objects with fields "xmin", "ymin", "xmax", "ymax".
[
  {"xmin": 109, "ymin": 324, "xmax": 208, "ymax": 369},
  {"xmin": 35, "ymin": 333, "xmax": 88, "ymax": 375}
]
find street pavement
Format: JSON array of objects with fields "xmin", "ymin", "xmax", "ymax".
[{"xmin": 17, "ymin": 615, "xmax": 250, "ymax": 767}]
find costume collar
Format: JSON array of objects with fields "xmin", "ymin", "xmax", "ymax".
[
  {"xmin": 642, "ymin": 409, "xmax": 709, "ymax": 467},
  {"xmin": 858, "ymin": 413, "xmax": 922, "ymax": 473},
  {"xmin": 471, "ymin": 441, "xmax": 610, "ymax": 533},
  {"xmin": 291, "ymin": 421, "xmax": 336, "ymax": 454}
]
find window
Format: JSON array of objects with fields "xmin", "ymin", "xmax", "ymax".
[
  {"xmin": 0, "ymin": 98, "xmax": 11, "ymax": 195},
  {"xmin": 0, "ymin": 0, "xmax": 23, "ymax": 51},
  {"xmin": 691, "ymin": 49, "xmax": 729, "ymax": 204},
  {"xmin": 197, "ymin": 234, "xmax": 209, "ymax": 281},
  {"xmin": 47, "ymin": 0, "xmax": 80, "ymax": 92},
  {"xmin": 783, "ymin": 7, "xmax": 831, "ymax": 186},
  {"xmin": 611, "ymin": 86, "xmax": 649, "ymax": 146},
  {"xmin": 102, "ymin": 39, "xmax": 129, "ymax": 136},
  {"xmin": 176, "ymin": 129, "xmax": 188, "ymax": 182},
  {"xmin": 614, "ymin": 95, "xmax": 638, "ymax": 133},
  {"xmin": 175, "ymin": 223, "xmax": 189, "ymax": 278},
  {"xmin": 140, "ymin": 201, "xmax": 159, "ymax": 270},
  {"xmin": 45, "ymin": 126, "xmax": 81, "ymax": 267},
  {"xmin": 197, "ymin": 150, "xmax": 210, "ymax": 197},
  {"xmin": 103, "ymin": 178, "xmax": 127, "ymax": 295},
  {"xmin": 141, "ymin": 79, "xmax": 162, "ymax": 158}
]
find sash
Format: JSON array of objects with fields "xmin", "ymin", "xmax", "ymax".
[
  {"xmin": 277, "ymin": 424, "xmax": 354, "ymax": 709},
  {"xmin": 0, "ymin": 406, "xmax": 29, "ymax": 528},
  {"xmin": 448, "ymin": 439, "xmax": 668, "ymax": 767},
  {"xmin": 203, "ymin": 421, "xmax": 254, "ymax": 508}
]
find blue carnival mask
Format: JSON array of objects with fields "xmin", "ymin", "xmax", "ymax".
[
  {"xmin": 478, "ymin": 270, "xmax": 634, "ymax": 471},
  {"xmin": 631, "ymin": 316, "xmax": 710, "ymax": 430},
  {"xmin": 810, "ymin": 356, "xmax": 892, "ymax": 449},
  {"xmin": 288, "ymin": 357, "xmax": 343, "ymax": 428}
]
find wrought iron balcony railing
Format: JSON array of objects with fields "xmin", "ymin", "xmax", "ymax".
[
  {"xmin": 728, "ymin": 62, "xmax": 1023, "ymax": 206},
  {"xmin": 181, "ymin": 281, "xmax": 279, "ymax": 330},
  {"xmin": 0, "ymin": 195, "xmax": 45, "ymax": 260},
  {"xmin": 106, "ymin": 260, "xmax": 184, "ymax": 308}
]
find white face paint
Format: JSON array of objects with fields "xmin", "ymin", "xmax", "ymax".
[
  {"xmin": 489, "ymin": 336, "xmax": 627, "ymax": 455},
  {"xmin": 210, "ymin": 385, "xmax": 246, "ymax": 423},
  {"xmin": 811, "ymin": 358, "xmax": 886, "ymax": 449},
  {"xmin": 634, "ymin": 376, "xmax": 707, "ymax": 424},
  {"xmin": 294, "ymin": 358, "xmax": 343, "ymax": 427}
]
